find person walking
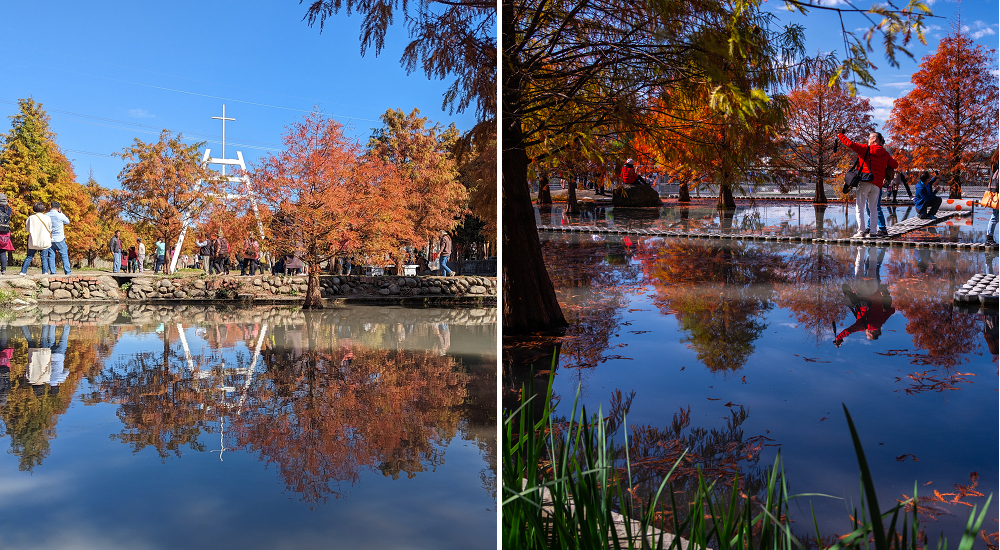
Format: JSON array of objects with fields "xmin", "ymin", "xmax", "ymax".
[
  {"xmin": 438, "ymin": 229, "xmax": 454, "ymax": 276},
  {"xmin": 0, "ymin": 194, "xmax": 14, "ymax": 275},
  {"xmin": 136, "ymin": 238, "xmax": 146, "ymax": 273},
  {"xmin": 21, "ymin": 203, "xmax": 53, "ymax": 275},
  {"xmin": 108, "ymin": 230, "xmax": 123, "ymax": 273},
  {"xmin": 985, "ymin": 149, "xmax": 999, "ymax": 246},
  {"xmin": 154, "ymin": 238, "xmax": 166, "ymax": 274},
  {"xmin": 46, "ymin": 202, "xmax": 71, "ymax": 276},
  {"xmin": 215, "ymin": 231, "xmax": 230, "ymax": 275},
  {"xmin": 914, "ymin": 171, "xmax": 942, "ymax": 219},
  {"xmin": 838, "ymin": 130, "xmax": 898, "ymax": 238}
]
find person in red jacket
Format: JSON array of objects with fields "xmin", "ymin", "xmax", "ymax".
[
  {"xmin": 838, "ymin": 130, "xmax": 899, "ymax": 238},
  {"xmin": 620, "ymin": 159, "xmax": 649, "ymax": 186}
]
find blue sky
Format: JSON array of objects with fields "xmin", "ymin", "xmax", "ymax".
[
  {"xmin": 0, "ymin": 1, "xmax": 479, "ymax": 189},
  {"xmin": 768, "ymin": 0, "xmax": 999, "ymax": 131}
]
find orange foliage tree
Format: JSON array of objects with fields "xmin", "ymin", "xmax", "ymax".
[
  {"xmin": 634, "ymin": 88, "xmax": 786, "ymax": 209},
  {"xmin": 113, "ymin": 130, "xmax": 221, "ymax": 271},
  {"xmin": 367, "ymin": 108, "xmax": 468, "ymax": 267},
  {"xmin": 776, "ymin": 74, "xmax": 875, "ymax": 204},
  {"xmin": 885, "ymin": 30, "xmax": 999, "ymax": 199},
  {"xmin": 249, "ymin": 112, "xmax": 399, "ymax": 307}
]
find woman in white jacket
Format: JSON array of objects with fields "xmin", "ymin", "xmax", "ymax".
[{"xmin": 19, "ymin": 202, "xmax": 52, "ymax": 275}]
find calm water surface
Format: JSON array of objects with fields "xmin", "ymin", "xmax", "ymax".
[
  {"xmin": 0, "ymin": 304, "xmax": 496, "ymax": 549},
  {"xmin": 530, "ymin": 230, "xmax": 996, "ymax": 543}
]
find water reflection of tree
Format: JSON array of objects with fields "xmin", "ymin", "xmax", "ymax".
[
  {"xmin": 541, "ymin": 235, "xmax": 642, "ymax": 370},
  {"xmin": 234, "ymin": 334, "xmax": 469, "ymax": 503},
  {"xmin": 0, "ymin": 325, "xmax": 111, "ymax": 471},
  {"xmin": 642, "ymin": 241, "xmax": 786, "ymax": 371},
  {"xmin": 89, "ymin": 325, "xmax": 217, "ymax": 459},
  {"xmin": 891, "ymin": 277, "xmax": 980, "ymax": 369},
  {"xmin": 775, "ymin": 244, "xmax": 854, "ymax": 344}
]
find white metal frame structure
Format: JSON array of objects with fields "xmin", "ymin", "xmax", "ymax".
[{"xmin": 169, "ymin": 105, "xmax": 267, "ymax": 273}]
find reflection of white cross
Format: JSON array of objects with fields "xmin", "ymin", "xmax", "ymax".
[{"xmin": 212, "ymin": 104, "xmax": 236, "ymax": 175}]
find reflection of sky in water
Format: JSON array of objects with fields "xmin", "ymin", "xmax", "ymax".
[
  {"xmin": 536, "ymin": 201, "xmax": 993, "ymax": 241},
  {"xmin": 0, "ymin": 305, "xmax": 496, "ymax": 550},
  {"xmin": 539, "ymin": 232, "xmax": 997, "ymax": 543}
]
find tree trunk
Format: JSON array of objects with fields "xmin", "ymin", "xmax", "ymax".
[
  {"xmin": 303, "ymin": 267, "xmax": 323, "ymax": 309},
  {"xmin": 949, "ymin": 171, "xmax": 962, "ymax": 199},
  {"xmin": 678, "ymin": 181, "xmax": 691, "ymax": 202},
  {"xmin": 566, "ymin": 176, "xmax": 579, "ymax": 214},
  {"xmin": 502, "ymin": 43, "xmax": 567, "ymax": 334},
  {"xmin": 814, "ymin": 173, "xmax": 828, "ymax": 204},
  {"xmin": 537, "ymin": 173, "xmax": 552, "ymax": 204},
  {"xmin": 718, "ymin": 182, "xmax": 736, "ymax": 209}
]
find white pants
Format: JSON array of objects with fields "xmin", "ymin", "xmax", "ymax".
[{"xmin": 855, "ymin": 182, "xmax": 881, "ymax": 233}]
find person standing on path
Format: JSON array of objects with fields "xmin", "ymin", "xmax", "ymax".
[
  {"xmin": 0, "ymin": 194, "xmax": 15, "ymax": 275},
  {"xmin": 986, "ymin": 149, "xmax": 998, "ymax": 246},
  {"xmin": 196, "ymin": 235, "xmax": 211, "ymax": 275},
  {"xmin": 109, "ymin": 230, "xmax": 123, "ymax": 273},
  {"xmin": 46, "ymin": 202, "xmax": 71, "ymax": 275},
  {"xmin": 136, "ymin": 238, "xmax": 146, "ymax": 273},
  {"xmin": 21, "ymin": 203, "xmax": 53, "ymax": 275},
  {"xmin": 242, "ymin": 236, "xmax": 260, "ymax": 276},
  {"xmin": 438, "ymin": 230, "xmax": 454, "ymax": 276},
  {"xmin": 212, "ymin": 231, "xmax": 229, "ymax": 275},
  {"xmin": 838, "ymin": 130, "xmax": 898, "ymax": 238},
  {"xmin": 154, "ymin": 238, "xmax": 166, "ymax": 274}
]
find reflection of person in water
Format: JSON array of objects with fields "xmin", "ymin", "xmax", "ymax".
[
  {"xmin": 23, "ymin": 325, "xmax": 71, "ymax": 391},
  {"xmin": 0, "ymin": 327, "xmax": 10, "ymax": 408},
  {"xmin": 984, "ymin": 310, "xmax": 998, "ymax": 362},
  {"xmin": 433, "ymin": 322, "xmax": 451, "ymax": 357},
  {"xmin": 835, "ymin": 247, "xmax": 895, "ymax": 346}
]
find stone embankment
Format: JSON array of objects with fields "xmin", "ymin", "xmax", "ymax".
[
  {"xmin": 0, "ymin": 273, "xmax": 496, "ymax": 306},
  {"xmin": 1, "ymin": 303, "xmax": 498, "ymax": 327}
]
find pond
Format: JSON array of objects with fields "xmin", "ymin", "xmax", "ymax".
[
  {"xmin": 0, "ymin": 304, "xmax": 496, "ymax": 550},
  {"xmin": 536, "ymin": 200, "xmax": 994, "ymax": 242},
  {"xmin": 516, "ymin": 229, "xmax": 997, "ymax": 544}
]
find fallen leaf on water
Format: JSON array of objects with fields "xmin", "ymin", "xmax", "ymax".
[
  {"xmin": 896, "ymin": 453, "xmax": 920, "ymax": 462},
  {"xmin": 707, "ymin": 397, "xmax": 720, "ymax": 401},
  {"xmin": 724, "ymin": 401, "xmax": 736, "ymax": 407},
  {"xmin": 804, "ymin": 357, "xmax": 831, "ymax": 363},
  {"xmin": 741, "ymin": 376, "xmax": 747, "ymax": 384},
  {"xmin": 819, "ymin": 417, "xmax": 828, "ymax": 422}
]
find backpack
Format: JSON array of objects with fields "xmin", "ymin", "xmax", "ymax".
[
  {"xmin": 217, "ymin": 238, "xmax": 229, "ymax": 256},
  {"xmin": 0, "ymin": 209, "xmax": 10, "ymax": 234}
]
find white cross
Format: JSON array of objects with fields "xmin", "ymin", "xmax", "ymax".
[{"xmin": 212, "ymin": 104, "xmax": 236, "ymax": 175}]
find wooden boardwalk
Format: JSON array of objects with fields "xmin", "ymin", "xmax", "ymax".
[{"xmin": 537, "ymin": 211, "xmax": 1000, "ymax": 251}]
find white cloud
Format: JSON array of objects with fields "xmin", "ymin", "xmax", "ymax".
[
  {"xmin": 127, "ymin": 108, "xmax": 155, "ymax": 118},
  {"xmin": 961, "ymin": 20, "xmax": 997, "ymax": 41},
  {"xmin": 863, "ymin": 95, "xmax": 898, "ymax": 109},
  {"xmin": 879, "ymin": 81, "xmax": 914, "ymax": 89},
  {"xmin": 860, "ymin": 95, "xmax": 900, "ymax": 125}
]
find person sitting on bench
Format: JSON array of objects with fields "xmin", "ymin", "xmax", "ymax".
[{"xmin": 914, "ymin": 170, "xmax": 942, "ymax": 219}]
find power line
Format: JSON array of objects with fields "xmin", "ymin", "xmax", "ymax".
[{"xmin": 52, "ymin": 67, "xmax": 381, "ymax": 122}]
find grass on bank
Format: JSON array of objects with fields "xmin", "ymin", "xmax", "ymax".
[{"xmin": 503, "ymin": 372, "xmax": 991, "ymax": 550}]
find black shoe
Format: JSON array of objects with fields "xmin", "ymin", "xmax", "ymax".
[
  {"xmin": 875, "ymin": 229, "xmax": 889, "ymax": 238},
  {"xmin": 986, "ymin": 236, "xmax": 997, "ymax": 246}
]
